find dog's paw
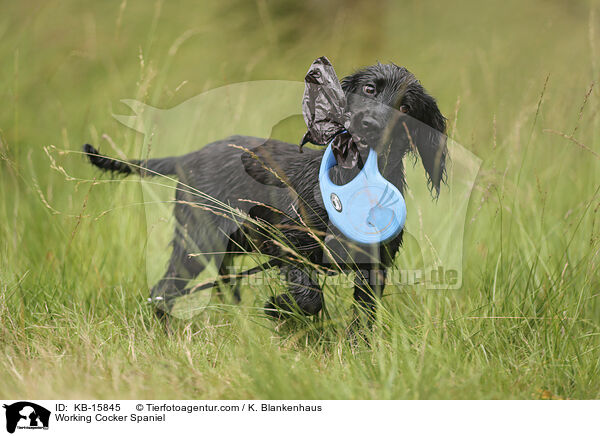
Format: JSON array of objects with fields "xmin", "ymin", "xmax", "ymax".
[
  {"xmin": 264, "ymin": 295, "xmax": 294, "ymax": 319},
  {"xmin": 346, "ymin": 316, "xmax": 373, "ymax": 347}
]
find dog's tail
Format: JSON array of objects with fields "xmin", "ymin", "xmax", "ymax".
[{"xmin": 83, "ymin": 144, "xmax": 179, "ymax": 177}]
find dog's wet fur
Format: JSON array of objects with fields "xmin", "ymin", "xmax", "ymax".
[{"xmin": 84, "ymin": 63, "xmax": 447, "ymax": 324}]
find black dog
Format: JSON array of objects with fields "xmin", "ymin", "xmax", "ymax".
[{"xmin": 84, "ymin": 63, "xmax": 447, "ymax": 322}]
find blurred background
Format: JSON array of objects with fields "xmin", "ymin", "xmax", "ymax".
[
  {"xmin": 0, "ymin": 0, "xmax": 599, "ymax": 399},
  {"xmin": 1, "ymin": 0, "xmax": 594, "ymax": 150}
]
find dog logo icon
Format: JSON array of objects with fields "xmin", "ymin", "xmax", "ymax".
[{"xmin": 3, "ymin": 402, "xmax": 50, "ymax": 434}]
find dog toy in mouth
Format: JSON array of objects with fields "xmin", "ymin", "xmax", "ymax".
[
  {"xmin": 319, "ymin": 139, "xmax": 406, "ymax": 244},
  {"xmin": 301, "ymin": 56, "xmax": 407, "ymax": 244}
]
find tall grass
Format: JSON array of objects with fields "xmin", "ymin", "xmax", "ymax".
[{"xmin": 0, "ymin": 0, "xmax": 599, "ymax": 399}]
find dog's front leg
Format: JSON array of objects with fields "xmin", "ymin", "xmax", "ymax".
[
  {"xmin": 353, "ymin": 267, "xmax": 386, "ymax": 321},
  {"xmin": 346, "ymin": 266, "xmax": 386, "ymax": 343},
  {"xmin": 352, "ymin": 234, "xmax": 401, "ymax": 324}
]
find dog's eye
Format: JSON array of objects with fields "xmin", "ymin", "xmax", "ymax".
[
  {"xmin": 400, "ymin": 104, "xmax": 410, "ymax": 113},
  {"xmin": 362, "ymin": 84, "xmax": 376, "ymax": 95}
]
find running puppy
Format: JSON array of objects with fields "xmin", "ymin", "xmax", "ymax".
[{"xmin": 84, "ymin": 62, "xmax": 447, "ymax": 322}]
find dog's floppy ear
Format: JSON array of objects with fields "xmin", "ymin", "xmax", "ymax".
[
  {"xmin": 409, "ymin": 91, "xmax": 447, "ymax": 197},
  {"xmin": 341, "ymin": 73, "xmax": 360, "ymax": 94}
]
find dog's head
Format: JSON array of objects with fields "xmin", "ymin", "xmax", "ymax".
[{"xmin": 341, "ymin": 63, "xmax": 447, "ymax": 195}]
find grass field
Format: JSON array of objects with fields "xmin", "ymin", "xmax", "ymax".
[{"xmin": 1, "ymin": 0, "xmax": 599, "ymax": 399}]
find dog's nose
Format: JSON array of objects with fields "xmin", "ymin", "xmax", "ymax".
[{"xmin": 361, "ymin": 116, "xmax": 381, "ymax": 132}]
